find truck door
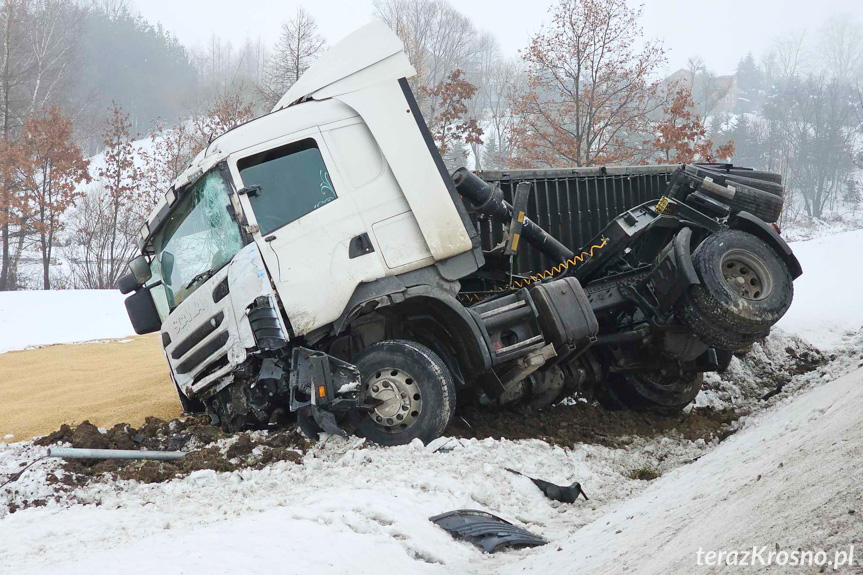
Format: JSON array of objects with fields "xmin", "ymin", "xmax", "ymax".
[{"xmin": 228, "ymin": 128, "xmax": 384, "ymax": 336}]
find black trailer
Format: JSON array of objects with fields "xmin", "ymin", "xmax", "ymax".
[{"xmin": 452, "ymin": 164, "xmax": 799, "ymax": 414}]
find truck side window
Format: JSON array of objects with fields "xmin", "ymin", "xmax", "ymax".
[{"xmin": 237, "ymin": 138, "xmax": 337, "ymax": 235}]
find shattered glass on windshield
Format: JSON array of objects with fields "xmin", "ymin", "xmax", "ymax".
[{"xmin": 151, "ymin": 170, "xmax": 244, "ymax": 308}]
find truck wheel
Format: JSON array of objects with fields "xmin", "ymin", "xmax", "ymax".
[
  {"xmin": 597, "ymin": 370, "xmax": 703, "ymax": 415},
  {"xmin": 693, "ymin": 165, "xmax": 784, "ymax": 196},
  {"xmin": 686, "ymin": 166, "xmax": 783, "ymax": 222},
  {"xmin": 353, "ymin": 340, "xmax": 456, "ymax": 446},
  {"xmin": 705, "ymin": 181, "xmax": 783, "ymax": 222},
  {"xmin": 676, "ymin": 229, "xmax": 793, "ymax": 350}
]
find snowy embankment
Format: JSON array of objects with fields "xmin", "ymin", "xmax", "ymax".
[
  {"xmin": 1, "ymin": 229, "xmax": 861, "ymax": 573},
  {"xmin": 502, "ymin": 358, "xmax": 863, "ymax": 575},
  {"xmin": 0, "ymin": 290, "xmax": 134, "ymax": 353}
]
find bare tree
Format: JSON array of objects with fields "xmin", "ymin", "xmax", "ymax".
[
  {"xmin": 786, "ymin": 76, "xmax": 858, "ymax": 219},
  {"xmin": 256, "ymin": 8, "xmax": 325, "ymax": 110},
  {"xmin": 92, "ymin": 0, "xmax": 132, "ymax": 22},
  {"xmin": 64, "ymin": 183, "xmax": 141, "ymax": 289},
  {"xmin": 819, "ymin": 14, "xmax": 863, "ymax": 82},
  {"xmin": 0, "ymin": 0, "xmax": 29, "ymax": 290},
  {"xmin": 679, "ymin": 56, "xmax": 732, "ymax": 119},
  {"xmin": 374, "ymin": 0, "xmax": 484, "ymax": 111},
  {"xmin": 482, "ymin": 58, "xmax": 522, "ymax": 169},
  {"xmin": 139, "ymin": 119, "xmax": 196, "ymax": 206},
  {"xmin": 24, "ymin": 0, "xmax": 82, "ymax": 117},
  {"xmin": 765, "ymin": 31, "xmax": 808, "ymax": 81},
  {"xmin": 191, "ymin": 34, "xmax": 267, "ymax": 110}
]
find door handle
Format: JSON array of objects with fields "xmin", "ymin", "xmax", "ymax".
[{"xmin": 349, "ymin": 233, "xmax": 375, "ymax": 259}]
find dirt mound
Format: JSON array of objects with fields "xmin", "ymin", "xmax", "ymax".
[
  {"xmin": 36, "ymin": 416, "xmax": 309, "ymax": 486},
  {"xmin": 700, "ymin": 332, "xmax": 826, "ymax": 408},
  {"xmin": 450, "ymin": 333, "xmax": 825, "ymax": 448},
  {"xmin": 450, "ymin": 401, "xmax": 741, "ymax": 449}
]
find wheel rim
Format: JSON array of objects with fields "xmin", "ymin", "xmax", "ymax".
[
  {"xmin": 363, "ymin": 368, "xmax": 423, "ymax": 434},
  {"xmin": 720, "ymin": 249, "xmax": 773, "ymax": 301}
]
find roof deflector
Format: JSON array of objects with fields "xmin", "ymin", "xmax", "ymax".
[{"xmin": 271, "ymin": 21, "xmax": 416, "ymax": 112}]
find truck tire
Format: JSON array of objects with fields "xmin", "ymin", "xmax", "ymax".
[
  {"xmin": 698, "ymin": 166, "xmax": 783, "ymax": 185},
  {"xmin": 693, "ymin": 165, "xmax": 784, "ymax": 196},
  {"xmin": 597, "ymin": 370, "xmax": 703, "ymax": 415},
  {"xmin": 686, "ymin": 166, "xmax": 783, "ymax": 222},
  {"xmin": 702, "ymin": 180, "xmax": 783, "ymax": 222},
  {"xmin": 675, "ymin": 229, "xmax": 793, "ymax": 350},
  {"xmin": 353, "ymin": 340, "xmax": 456, "ymax": 446}
]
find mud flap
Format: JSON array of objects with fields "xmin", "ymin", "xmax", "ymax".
[
  {"xmin": 430, "ymin": 510, "xmax": 547, "ymax": 553},
  {"xmin": 645, "ymin": 227, "xmax": 700, "ymax": 310},
  {"xmin": 289, "ymin": 348, "xmax": 362, "ymax": 439}
]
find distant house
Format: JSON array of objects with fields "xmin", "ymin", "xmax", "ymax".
[{"xmin": 663, "ymin": 68, "xmax": 739, "ymax": 115}]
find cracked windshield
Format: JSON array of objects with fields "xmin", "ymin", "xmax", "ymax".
[{"xmin": 150, "ymin": 170, "xmax": 243, "ymax": 309}]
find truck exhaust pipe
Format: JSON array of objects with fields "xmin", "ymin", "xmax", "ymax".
[{"xmin": 452, "ymin": 168, "xmax": 574, "ymax": 264}]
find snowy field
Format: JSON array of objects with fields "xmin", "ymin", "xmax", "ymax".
[
  {"xmin": 0, "ymin": 290, "xmax": 135, "ymax": 353},
  {"xmin": 1, "ymin": 229, "xmax": 862, "ymax": 574},
  {"xmin": 777, "ymin": 229, "xmax": 863, "ymax": 350}
]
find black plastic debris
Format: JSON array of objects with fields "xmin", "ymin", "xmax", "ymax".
[
  {"xmin": 429, "ymin": 509, "xmax": 547, "ymax": 553},
  {"xmin": 506, "ymin": 468, "xmax": 589, "ymax": 503}
]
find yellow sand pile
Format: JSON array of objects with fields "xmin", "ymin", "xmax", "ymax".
[{"xmin": 0, "ymin": 336, "xmax": 181, "ymax": 442}]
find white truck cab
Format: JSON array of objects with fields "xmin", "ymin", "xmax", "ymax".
[{"xmin": 120, "ymin": 23, "xmax": 495, "ymax": 440}]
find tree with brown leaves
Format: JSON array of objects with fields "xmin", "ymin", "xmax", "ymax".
[
  {"xmin": 18, "ymin": 107, "xmax": 90, "ymax": 289},
  {"xmin": 192, "ymin": 90, "xmax": 255, "ymax": 151},
  {"xmin": 0, "ymin": 136, "xmax": 25, "ymax": 288},
  {"xmin": 652, "ymin": 86, "xmax": 735, "ymax": 164},
  {"xmin": 422, "ymin": 69, "xmax": 483, "ymax": 163},
  {"xmin": 511, "ymin": 0, "xmax": 666, "ymax": 168}
]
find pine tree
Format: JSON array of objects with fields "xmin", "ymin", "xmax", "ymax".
[{"xmin": 735, "ymin": 52, "xmax": 762, "ymax": 113}]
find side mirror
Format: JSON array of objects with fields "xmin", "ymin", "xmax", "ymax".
[
  {"xmin": 117, "ymin": 272, "xmax": 138, "ymax": 295},
  {"xmin": 129, "ymin": 256, "xmax": 152, "ymax": 285},
  {"xmin": 124, "ymin": 288, "xmax": 161, "ymax": 334}
]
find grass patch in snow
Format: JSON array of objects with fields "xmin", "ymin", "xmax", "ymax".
[{"xmin": 626, "ymin": 466, "xmax": 661, "ymax": 481}]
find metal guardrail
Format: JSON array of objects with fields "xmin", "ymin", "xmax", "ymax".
[{"xmin": 476, "ymin": 165, "xmax": 677, "ymax": 274}]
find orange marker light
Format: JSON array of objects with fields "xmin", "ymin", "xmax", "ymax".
[{"xmin": 318, "ymin": 386, "xmax": 326, "ymax": 398}]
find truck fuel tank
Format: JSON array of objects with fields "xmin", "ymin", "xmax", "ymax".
[{"xmin": 530, "ymin": 277, "xmax": 599, "ymax": 351}]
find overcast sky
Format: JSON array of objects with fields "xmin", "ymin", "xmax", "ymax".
[{"xmin": 135, "ymin": 0, "xmax": 863, "ymax": 75}]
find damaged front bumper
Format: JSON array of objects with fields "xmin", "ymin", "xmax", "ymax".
[
  {"xmin": 288, "ymin": 348, "xmax": 364, "ymax": 438},
  {"xmin": 201, "ymin": 346, "xmax": 365, "ymax": 436}
]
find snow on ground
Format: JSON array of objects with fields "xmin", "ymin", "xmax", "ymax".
[
  {"xmin": 0, "ymin": 334, "xmax": 857, "ymax": 574},
  {"xmin": 1, "ymin": 432, "xmax": 711, "ymax": 574},
  {"xmin": 0, "ymin": 290, "xmax": 134, "ymax": 353},
  {"xmin": 778, "ymin": 229, "xmax": 863, "ymax": 350}
]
